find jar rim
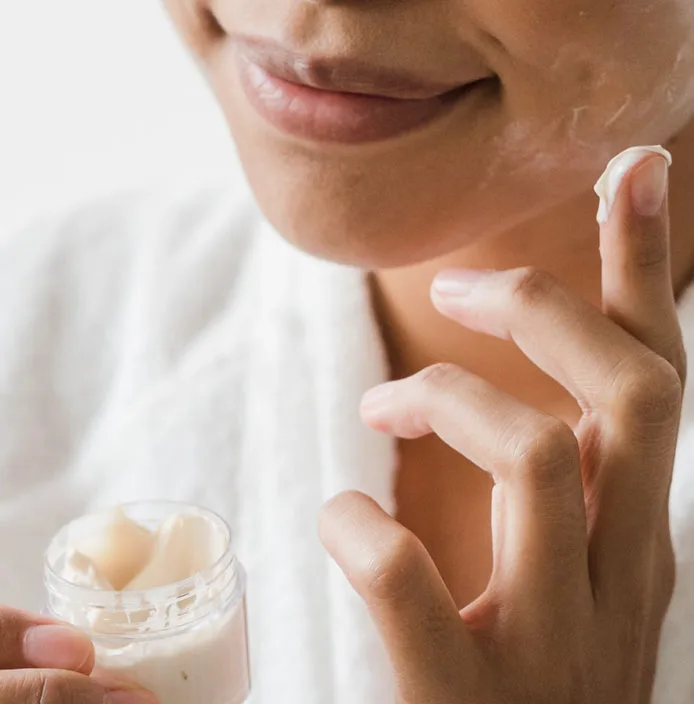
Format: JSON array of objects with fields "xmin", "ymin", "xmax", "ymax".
[{"xmin": 44, "ymin": 501, "xmax": 245, "ymax": 639}]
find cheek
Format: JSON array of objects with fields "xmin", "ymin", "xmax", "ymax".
[
  {"xmin": 476, "ymin": 0, "xmax": 694, "ymax": 145},
  {"xmin": 163, "ymin": 0, "xmax": 224, "ymax": 54}
]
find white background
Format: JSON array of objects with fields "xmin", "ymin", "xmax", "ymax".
[{"xmin": 0, "ymin": 1, "xmax": 242, "ymax": 230}]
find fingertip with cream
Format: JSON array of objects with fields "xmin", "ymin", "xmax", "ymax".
[{"xmin": 594, "ymin": 145, "xmax": 672, "ymax": 224}]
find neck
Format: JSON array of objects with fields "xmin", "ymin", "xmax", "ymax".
[{"xmin": 373, "ymin": 121, "xmax": 694, "ymax": 419}]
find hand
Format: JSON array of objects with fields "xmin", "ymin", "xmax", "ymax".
[
  {"xmin": 0, "ymin": 606, "xmax": 156, "ymax": 703},
  {"xmin": 320, "ymin": 151, "xmax": 683, "ymax": 703}
]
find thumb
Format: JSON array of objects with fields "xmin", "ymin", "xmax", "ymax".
[{"xmin": 0, "ymin": 607, "xmax": 94, "ymax": 674}]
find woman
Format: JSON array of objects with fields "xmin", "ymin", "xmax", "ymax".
[{"xmin": 0, "ymin": 0, "xmax": 693, "ymax": 702}]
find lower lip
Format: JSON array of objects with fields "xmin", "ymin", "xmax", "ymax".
[{"xmin": 238, "ymin": 58, "xmax": 472, "ymax": 145}]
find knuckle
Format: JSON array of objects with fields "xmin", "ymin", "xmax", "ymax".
[
  {"xmin": 669, "ymin": 341, "xmax": 687, "ymax": 387},
  {"xmin": 655, "ymin": 529, "xmax": 677, "ymax": 609},
  {"xmin": 417, "ymin": 362, "xmax": 463, "ymax": 391},
  {"xmin": 30, "ymin": 671, "xmax": 97, "ymax": 704},
  {"xmin": 614, "ymin": 355, "xmax": 682, "ymax": 427},
  {"xmin": 357, "ymin": 527, "xmax": 426, "ymax": 603},
  {"xmin": 5, "ymin": 670, "xmax": 61, "ymax": 704},
  {"xmin": 512, "ymin": 419, "xmax": 578, "ymax": 486},
  {"xmin": 630, "ymin": 227, "xmax": 669, "ymax": 271},
  {"xmin": 509, "ymin": 267, "xmax": 555, "ymax": 307},
  {"xmin": 612, "ymin": 602, "xmax": 649, "ymax": 659},
  {"xmin": 658, "ymin": 548, "xmax": 677, "ymax": 608},
  {"xmin": 1, "ymin": 671, "xmax": 37, "ymax": 704},
  {"xmin": 0, "ymin": 608, "xmax": 22, "ymax": 664}
]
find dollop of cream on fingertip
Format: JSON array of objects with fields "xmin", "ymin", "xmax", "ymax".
[{"xmin": 594, "ymin": 145, "xmax": 672, "ymax": 224}]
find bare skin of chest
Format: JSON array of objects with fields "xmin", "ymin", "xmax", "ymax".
[{"xmin": 394, "ymin": 435, "xmax": 495, "ymax": 609}]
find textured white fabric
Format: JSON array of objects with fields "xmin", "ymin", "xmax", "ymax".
[{"xmin": 0, "ymin": 187, "xmax": 692, "ymax": 703}]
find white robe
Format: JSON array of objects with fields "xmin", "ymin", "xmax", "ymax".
[{"xmin": 0, "ymin": 185, "xmax": 692, "ymax": 703}]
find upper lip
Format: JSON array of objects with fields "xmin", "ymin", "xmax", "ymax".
[{"xmin": 233, "ymin": 36, "xmax": 485, "ymax": 100}]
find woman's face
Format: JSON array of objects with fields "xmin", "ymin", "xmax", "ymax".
[{"xmin": 166, "ymin": 0, "xmax": 694, "ymax": 267}]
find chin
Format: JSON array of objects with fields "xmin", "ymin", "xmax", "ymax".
[
  {"xmin": 244, "ymin": 169, "xmax": 479, "ymax": 269},
  {"xmin": 231, "ymin": 124, "xmax": 540, "ymax": 270},
  {"xmin": 258, "ymin": 198, "xmax": 466, "ymax": 270},
  {"xmin": 237, "ymin": 144, "xmax": 573, "ymax": 270}
]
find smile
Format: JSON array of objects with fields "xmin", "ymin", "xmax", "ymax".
[{"xmin": 233, "ymin": 37, "xmax": 496, "ymax": 145}]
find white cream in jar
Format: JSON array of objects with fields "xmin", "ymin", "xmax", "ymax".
[{"xmin": 44, "ymin": 502, "xmax": 251, "ymax": 704}]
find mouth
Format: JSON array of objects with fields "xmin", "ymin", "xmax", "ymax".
[{"xmin": 232, "ymin": 37, "xmax": 497, "ymax": 144}]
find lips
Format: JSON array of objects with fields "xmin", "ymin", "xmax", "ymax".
[
  {"xmin": 235, "ymin": 37, "xmax": 476, "ymax": 100},
  {"xmin": 232, "ymin": 36, "xmax": 495, "ymax": 144}
]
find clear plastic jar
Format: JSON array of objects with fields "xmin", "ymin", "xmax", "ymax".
[{"xmin": 45, "ymin": 501, "xmax": 251, "ymax": 704}]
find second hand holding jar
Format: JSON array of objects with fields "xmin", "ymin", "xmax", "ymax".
[{"xmin": 44, "ymin": 501, "xmax": 251, "ymax": 704}]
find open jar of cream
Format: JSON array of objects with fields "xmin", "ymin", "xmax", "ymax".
[{"xmin": 44, "ymin": 501, "xmax": 250, "ymax": 704}]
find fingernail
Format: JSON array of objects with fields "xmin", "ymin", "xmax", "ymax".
[
  {"xmin": 432, "ymin": 269, "xmax": 496, "ymax": 297},
  {"xmin": 594, "ymin": 145, "xmax": 672, "ymax": 223},
  {"xmin": 97, "ymin": 675, "xmax": 158, "ymax": 704},
  {"xmin": 105, "ymin": 691, "xmax": 159, "ymax": 704},
  {"xmin": 630, "ymin": 155, "xmax": 669, "ymax": 217},
  {"xmin": 361, "ymin": 382, "xmax": 396, "ymax": 411},
  {"xmin": 23, "ymin": 625, "xmax": 93, "ymax": 671}
]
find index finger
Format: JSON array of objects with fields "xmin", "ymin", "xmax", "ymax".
[
  {"xmin": 591, "ymin": 146, "xmax": 683, "ymax": 602},
  {"xmin": 0, "ymin": 607, "xmax": 93, "ymax": 674},
  {"xmin": 597, "ymin": 146, "xmax": 685, "ymax": 381}
]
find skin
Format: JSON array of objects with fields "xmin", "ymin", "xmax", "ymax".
[
  {"xmin": 0, "ymin": 607, "xmax": 156, "ymax": 702},
  {"xmin": 321, "ymin": 163, "xmax": 685, "ymax": 702},
  {"xmin": 166, "ymin": 0, "xmax": 694, "ymax": 267},
  {"xmin": 167, "ymin": 0, "xmax": 691, "ymax": 701},
  {"xmin": 2, "ymin": 0, "xmax": 694, "ymax": 702}
]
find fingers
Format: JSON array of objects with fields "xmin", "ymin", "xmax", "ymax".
[
  {"xmin": 429, "ymin": 266, "xmax": 681, "ymax": 516},
  {"xmin": 423, "ymin": 146, "xmax": 683, "ymax": 610},
  {"xmin": 591, "ymin": 148, "xmax": 682, "ymax": 605},
  {"xmin": 319, "ymin": 492, "xmax": 473, "ymax": 699},
  {"xmin": 0, "ymin": 609, "xmax": 157, "ymax": 702},
  {"xmin": 0, "ymin": 607, "xmax": 93, "ymax": 674},
  {"xmin": 0, "ymin": 670, "xmax": 157, "ymax": 704},
  {"xmin": 361, "ymin": 365, "xmax": 590, "ymax": 606},
  {"xmin": 598, "ymin": 148, "xmax": 685, "ymax": 382},
  {"xmin": 431, "ymin": 266, "xmax": 665, "ymax": 420}
]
